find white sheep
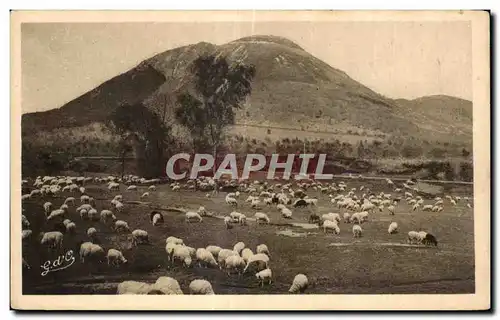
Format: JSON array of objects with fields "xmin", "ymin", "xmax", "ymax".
[
  {"xmin": 148, "ymin": 185, "xmax": 156, "ymax": 191},
  {"xmin": 422, "ymin": 204, "xmax": 433, "ymax": 212},
  {"xmin": 323, "ymin": 220, "xmax": 340, "ymax": 234},
  {"xmin": 79, "ymin": 242, "xmax": 105, "ymax": 263},
  {"xmin": 171, "ymin": 245, "xmax": 192, "ymax": 267},
  {"xmin": 151, "ymin": 276, "xmax": 183, "ymax": 295},
  {"xmin": 151, "ymin": 213, "xmax": 164, "ymax": 226},
  {"xmin": 22, "ymin": 215, "xmax": 30, "ymax": 228},
  {"xmin": 217, "ymin": 249, "xmax": 239, "ymax": 268},
  {"xmin": 223, "ymin": 216, "xmax": 233, "ymax": 229},
  {"xmin": 225, "ymin": 196, "xmax": 238, "ymax": 206},
  {"xmin": 251, "ymin": 199, "xmax": 261, "ymax": 209},
  {"xmin": 131, "ymin": 229, "xmax": 149, "ymax": 246},
  {"xmin": 408, "ymin": 231, "xmax": 424, "ymax": 244},
  {"xmin": 233, "ymin": 242, "xmax": 245, "ymax": 255},
  {"xmin": 22, "ymin": 229, "xmax": 32, "ymax": 240},
  {"xmin": 256, "ymin": 268, "xmax": 273, "ymax": 286},
  {"xmin": 87, "ymin": 208, "xmax": 99, "ymax": 221},
  {"xmin": 256, "ymin": 244, "xmax": 270, "ymax": 257},
  {"xmin": 140, "ymin": 192, "xmax": 149, "ymax": 199},
  {"xmin": 243, "ymin": 253, "xmax": 269, "ymax": 273},
  {"xmin": 254, "ymin": 212, "xmax": 270, "ymax": 224},
  {"xmin": 189, "ymin": 279, "xmax": 215, "ymax": 295},
  {"xmin": 100, "ymin": 210, "xmax": 116, "ymax": 224},
  {"xmin": 229, "ymin": 211, "xmax": 247, "ymax": 225},
  {"xmin": 185, "ymin": 211, "xmax": 203, "ymax": 223},
  {"xmin": 107, "ymin": 249, "xmax": 128, "ymax": 266},
  {"xmin": 322, "ymin": 213, "xmax": 341, "ymax": 223},
  {"xmin": 241, "ymin": 248, "xmax": 254, "ymax": 263},
  {"xmin": 280, "ymin": 207, "xmax": 293, "ymax": 219},
  {"xmin": 46, "ymin": 209, "xmax": 65, "ymax": 222},
  {"xmin": 80, "ymin": 195, "xmax": 90, "ymax": 204},
  {"xmin": 352, "ymin": 224, "xmax": 363, "ymax": 238},
  {"xmin": 388, "ymin": 222, "xmax": 398, "ymax": 234},
  {"xmin": 165, "ymin": 242, "xmax": 180, "ymax": 261},
  {"xmin": 127, "ymin": 185, "xmax": 137, "ymax": 191},
  {"xmin": 195, "ymin": 248, "xmax": 218, "ymax": 268},
  {"xmin": 289, "ymin": 274, "xmax": 309, "ymax": 294},
  {"xmin": 114, "ymin": 220, "xmax": 130, "ymax": 233},
  {"xmin": 63, "ymin": 219, "xmax": 76, "ymax": 233},
  {"xmin": 166, "ymin": 236, "xmax": 184, "ymax": 246},
  {"xmin": 225, "ymin": 255, "xmax": 246, "ymax": 275},
  {"xmin": 87, "ymin": 227, "xmax": 97, "ymax": 240},
  {"xmin": 43, "ymin": 202, "xmax": 53, "ymax": 215},
  {"xmin": 206, "ymin": 245, "xmax": 222, "ymax": 257},
  {"xmin": 40, "ymin": 231, "xmax": 63, "ymax": 249},
  {"xmin": 343, "ymin": 212, "xmax": 351, "ymax": 223},
  {"xmin": 64, "ymin": 197, "xmax": 75, "ymax": 205},
  {"xmin": 117, "ymin": 281, "xmax": 152, "ymax": 295}
]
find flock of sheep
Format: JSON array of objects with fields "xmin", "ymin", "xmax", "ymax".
[{"xmin": 21, "ymin": 174, "xmax": 471, "ymax": 294}]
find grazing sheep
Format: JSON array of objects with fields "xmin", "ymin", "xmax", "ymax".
[
  {"xmin": 43, "ymin": 202, "xmax": 53, "ymax": 215},
  {"xmin": 166, "ymin": 236, "xmax": 184, "ymax": 245},
  {"xmin": 229, "ymin": 211, "xmax": 247, "ymax": 225},
  {"xmin": 22, "ymin": 215, "xmax": 30, "ymax": 228},
  {"xmin": 241, "ymin": 248, "xmax": 254, "ymax": 263},
  {"xmin": 254, "ymin": 212, "xmax": 271, "ymax": 224},
  {"xmin": 233, "ymin": 242, "xmax": 246, "ymax": 255},
  {"xmin": 225, "ymin": 255, "xmax": 246, "ymax": 275},
  {"xmin": 171, "ymin": 245, "xmax": 192, "ymax": 267},
  {"xmin": 22, "ymin": 229, "xmax": 32, "ymax": 240},
  {"xmin": 151, "ymin": 276, "xmax": 183, "ymax": 295},
  {"xmin": 387, "ymin": 205, "xmax": 395, "ymax": 215},
  {"xmin": 150, "ymin": 211, "xmax": 164, "ymax": 226},
  {"xmin": 422, "ymin": 205, "xmax": 433, "ymax": 212},
  {"xmin": 322, "ymin": 213, "xmax": 341, "ymax": 223},
  {"xmin": 196, "ymin": 248, "xmax": 218, "ymax": 268},
  {"xmin": 256, "ymin": 244, "xmax": 270, "ymax": 257},
  {"xmin": 140, "ymin": 192, "xmax": 149, "ymax": 199},
  {"xmin": 80, "ymin": 195, "xmax": 90, "ymax": 204},
  {"xmin": 407, "ymin": 231, "xmax": 424, "ymax": 244},
  {"xmin": 79, "ymin": 242, "xmax": 105, "ymax": 263},
  {"xmin": 243, "ymin": 253, "xmax": 270, "ymax": 273},
  {"xmin": 64, "ymin": 197, "xmax": 75, "ymax": 206},
  {"xmin": 189, "ymin": 279, "xmax": 215, "ymax": 295},
  {"xmin": 131, "ymin": 229, "xmax": 149, "ymax": 246},
  {"xmin": 185, "ymin": 211, "xmax": 203, "ymax": 223},
  {"xmin": 223, "ymin": 216, "xmax": 233, "ymax": 229},
  {"xmin": 107, "ymin": 249, "xmax": 128, "ymax": 266},
  {"xmin": 206, "ymin": 245, "xmax": 222, "ymax": 258},
  {"xmin": 225, "ymin": 196, "xmax": 238, "ymax": 206},
  {"xmin": 289, "ymin": 274, "xmax": 309, "ymax": 294},
  {"xmin": 388, "ymin": 222, "xmax": 398, "ymax": 234},
  {"xmin": 423, "ymin": 233, "xmax": 438, "ymax": 246},
  {"xmin": 280, "ymin": 207, "xmax": 293, "ymax": 219},
  {"xmin": 148, "ymin": 185, "xmax": 156, "ymax": 191},
  {"xmin": 308, "ymin": 213, "xmax": 321, "ymax": 224},
  {"xmin": 46, "ymin": 209, "xmax": 65, "ymax": 222},
  {"xmin": 117, "ymin": 281, "xmax": 152, "ymax": 295},
  {"xmin": 127, "ymin": 185, "xmax": 137, "ymax": 191},
  {"xmin": 256, "ymin": 268, "xmax": 273, "ymax": 286},
  {"xmin": 217, "ymin": 249, "xmax": 239, "ymax": 268},
  {"xmin": 40, "ymin": 231, "xmax": 64, "ymax": 250},
  {"xmin": 323, "ymin": 220, "xmax": 340, "ymax": 234},
  {"xmin": 343, "ymin": 212, "xmax": 351, "ymax": 223},
  {"xmin": 87, "ymin": 227, "xmax": 97, "ymax": 240},
  {"xmin": 352, "ymin": 225, "xmax": 363, "ymax": 238},
  {"xmin": 100, "ymin": 210, "xmax": 116, "ymax": 224},
  {"xmin": 114, "ymin": 220, "xmax": 130, "ymax": 233},
  {"xmin": 251, "ymin": 199, "xmax": 262, "ymax": 209},
  {"xmin": 165, "ymin": 242, "xmax": 181, "ymax": 261},
  {"xmin": 87, "ymin": 208, "xmax": 99, "ymax": 221},
  {"xmin": 63, "ymin": 219, "xmax": 76, "ymax": 233}
]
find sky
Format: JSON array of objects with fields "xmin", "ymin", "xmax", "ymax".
[{"xmin": 21, "ymin": 21, "xmax": 472, "ymax": 114}]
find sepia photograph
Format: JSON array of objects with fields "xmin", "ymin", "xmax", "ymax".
[{"xmin": 10, "ymin": 10, "xmax": 490, "ymax": 310}]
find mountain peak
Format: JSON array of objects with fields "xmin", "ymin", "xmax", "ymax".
[{"xmin": 230, "ymin": 35, "xmax": 305, "ymax": 51}]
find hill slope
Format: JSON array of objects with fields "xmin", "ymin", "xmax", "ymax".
[{"xmin": 22, "ymin": 35, "xmax": 472, "ymax": 147}]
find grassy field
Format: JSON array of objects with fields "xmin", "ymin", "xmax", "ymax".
[{"xmin": 21, "ymin": 177, "xmax": 474, "ymax": 295}]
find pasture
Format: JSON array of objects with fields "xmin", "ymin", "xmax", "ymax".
[{"xmin": 21, "ymin": 176, "xmax": 475, "ymax": 294}]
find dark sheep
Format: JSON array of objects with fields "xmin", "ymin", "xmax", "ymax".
[
  {"xmin": 293, "ymin": 199, "xmax": 308, "ymax": 208},
  {"xmin": 423, "ymin": 233, "xmax": 438, "ymax": 246},
  {"xmin": 308, "ymin": 213, "xmax": 320, "ymax": 224}
]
